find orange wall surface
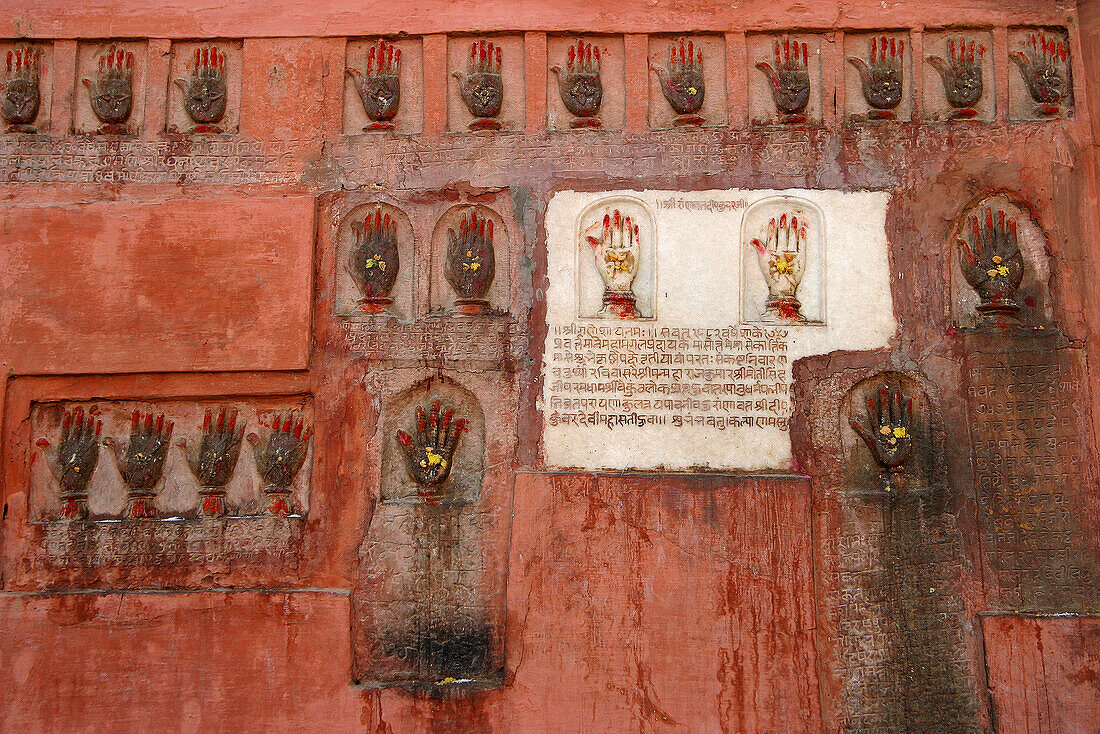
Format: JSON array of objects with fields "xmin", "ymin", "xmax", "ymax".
[{"xmin": 1, "ymin": 1, "xmax": 1099, "ymax": 733}]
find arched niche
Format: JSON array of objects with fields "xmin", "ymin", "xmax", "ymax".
[
  {"xmin": 334, "ymin": 201, "xmax": 415, "ymax": 320},
  {"xmin": 740, "ymin": 195, "xmax": 826, "ymax": 324},
  {"xmin": 429, "ymin": 203, "xmax": 510, "ymax": 315},
  {"xmin": 379, "ymin": 376, "xmax": 485, "ymax": 504},
  {"xmin": 949, "ymin": 192, "xmax": 1053, "ymax": 329},
  {"xmin": 574, "ymin": 195, "xmax": 657, "ymax": 320}
]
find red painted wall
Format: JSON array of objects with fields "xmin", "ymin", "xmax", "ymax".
[{"xmin": 1, "ymin": 2, "xmax": 1098, "ymax": 732}]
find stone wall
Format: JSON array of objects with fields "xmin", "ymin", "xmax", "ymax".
[{"xmin": 1, "ymin": 1, "xmax": 1099, "ymax": 731}]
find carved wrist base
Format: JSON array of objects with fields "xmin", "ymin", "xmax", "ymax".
[
  {"xmin": 187, "ymin": 124, "xmax": 224, "ymax": 134},
  {"xmin": 363, "ymin": 120, "xmax": 396, "ymax": 131},
  {"xmin": 598, "ymin": 291, "xmax": 639, "ymax": 319},
  {"xmin": 764, "ymin": 296, "xmax": 805, "ymax": 323},
  {"xmin": 569, "ymin": 117, "xmax": 602, "ymax": 129},
  {"xmin": 6, "ymin": 123, "xmax": 38, "ymax": 134},
  {"xmin": 948, "ymin": 107, "xmax": 979, "ymax": 119},
  {"xmin": 976, "ymin": 299, "xmax": 1021, "ymax": 327},
  {"xmin": 126, "ymin": 494, "xmax": 157, "ymax": 519},
  {"xmin": 95, "ymin": 123, "xmax": 129, "ymax": 135},
  {"xmin": 1036, "ymin": 103, "xmax": 1061, "ymax": 116},
  {"xmin": 199, "ymin": 488, "xmax": 228, "ymax": 518},
  {"xmin": 59, "ymin": 495, "xmax": 90, "ymax": 521},
  {"xmin": 779, "ymin": 112, "xmax": 808, "ymax": 124},
  {"xmin": 672, "ymin": 114, "xmax": 705, "ymax": 126},
  {"xmin": 358, "ymin": 296, "xmax": 395, "ymax": 315},
  {"xmin": 467, "ymin": 118, "xmax": 502, "ymax": 131},
  {"xmin": 880, "ymin": 467, "xmax": 907, "ymax": 495},
  {"xmin": 263, "ymin": 487, "xmax": 293, "ymax": 517},
  {"xmin": 867, "ymin": 108, "xmax": 898, "ymax": 120},
  {"xmin": 451, "ymin": 298, "xmax": 491, "ymax": 317}
]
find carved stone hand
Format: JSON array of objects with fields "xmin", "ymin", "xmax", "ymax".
[
  {"xmin": 175, "ymin": 46, "xmax": 228, "ymax": 129},
  {"xmin": 444, "ymin": 208, "xmax": 496, "ymax": 309},
  {"xmin": 36, "ymin": 407, "xmax": 101, "ymax": 520},
  {"xmin": 652, "ymin": 38, "xmax": 705, "ymax": 124},
  {"xmin": 83, "ymin": 45, "xmax": 134, "ymax": 131},
  {"xmin": 346, "ymin": 38, "xmax": 401, "ymax": 130},
  {"xmin": 348, "ymin": 207, "xmax": 400, "ymax": 312},
  {"xmin": 847, "ymin": 35, "xmax": 904, "ymax": 118},
  {"xmin": 0, "ymin": 47, "xmax": 41, "ymax": 130},
  {"xmin": 178, "ymin": 408, "xmax": 244, "ymax": 517},
  {"xmin": 454, "ymin": 40, "xmax": 503, "ymax": 129},
  {"xmin": 586, "ymin": 207, "xmax": 641, "ymax": 319},
  {"xmin": 247, "ymin": 412, "xmax": 309, "ymax": 516},
  {"xmin": 552, "ymin": 39, "xmax": 602, "ymax": 127},
  {"xmin": 850, "ymin": 384, "xmax": 914, "ymax": 493},
  {"xmin": 396, "ymin": 400, "xmax": 467, "ymax": 504},
  {"xmin": 927, "ymin": 38, "xmax": 984, "ymax": 116},
  {"xmin": 1010, "ymin": 33, "xmax": 1069, "ymax": 115},
  {"xmin": 104, "ymin": 411, "xmax": 173, "ymax": 519},
  {"xmin": 957, "ymin": 207, "xmax": 1024, "ymax": 324},
  {"xmin": 751, "ymin": 212, "xmax": 806, "ymax": 322},
  {"xmin": 756, "ymin": 38, "xmax": 810, "ymax": 122}
]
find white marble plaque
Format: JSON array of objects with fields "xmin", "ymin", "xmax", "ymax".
[{"xmin": 541, "ymin": 189, "xmax": 896, "ymax": 471}]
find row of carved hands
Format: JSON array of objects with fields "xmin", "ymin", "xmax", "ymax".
[
  {"xmin": 1, "ymin": 44, "xmax": 227, "ymax": 129},
  {"xmin": 2, "ymin": 31, "xmax": 1071, "ymax": 131},
  {"xmin": 848, "ymin": 32, "xmax": 1068, "ymax": 116},
  {"xmin": 37, "ymin": 407, "xmax": 309, "ymax": 518},
  {"xmin": 345, "ymin": 206, "xmax": 499, "ymax": 312},
  {"xmin": 581, "ymin": 205, "xmax": 808, "ymax": 301}
]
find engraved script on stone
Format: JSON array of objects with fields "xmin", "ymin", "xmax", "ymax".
[{"xmin": 542, "ymin": 189, "xmax": 896, "ymax": 470}]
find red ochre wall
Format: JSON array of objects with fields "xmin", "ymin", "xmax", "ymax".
[{"xmin": 1, "ymin": 1, "xmax": 1099, "ymax": 732}]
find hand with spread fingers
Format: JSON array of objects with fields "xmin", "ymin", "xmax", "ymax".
[
  {"xmin": 36, "ymin": 407, "xmax": 101, "ymax": 519},
  {"xmin": 927, "ymin": 38, "xmax": 984, "ymax": 116},
  {"xmin": 346, "ymin": 38, "xmax": 401, "ymax": 129},
  {"xmin": 178, "ymin": 408, "xmax": 244, "ymax": 517},
  {"xmin": 176, "ymin": 46, "xmax": 228, "ymax": 128},
  {"xmin": 1010, "ymin": 32, "xmax": 1069, "ymax": 115},
  {"xmin": 751, "ymin": 212, "xmax": 806, "ymax": 322},
  {"xmin": 104, "ymin": 411, "xmax": 173, "ymax": 519},
  {"xmin": 552, "ymin": 38, "xmax": 603, "ymax": 125},
  {"xmin": 850, "ymin": 383, "xmax": 913, "ymax": 475},
  {"xmin": 247, "ymin": 411, "xmax": 310, "ymax": 516},
  {"xmin": 84, "ymin": 45, "xmax": 134, "ymax": 130},
  {"xmin": 454, "ymin": 39, "xmax": 503, "ymax": 127},
  {"xmin": 848, "ymin": 35, "xmax": 904, "ymax": 117},
  {"xmin": 587, "ymin": 207, "xmax": 640, "ymax": 293},
  {"xmin": 1, "ymin": 47, "xmax": 42, "ymax": 130},
  {"xmin": 444, "ymin": 208, "xmax": 496, "ymax": 304},
  {"xmin": 348, "ymin": 207, "xmax": 400, "ymax": 311},
  {"xmin": 957, "ymin": 207, "xmax": 1024, "ymax": 322},
  {"xmin": 396, "ymin": 400, "xmax": 467, "ymax": 504},
  {"xmin": 652, "ymin": 37, "xmax": 705, "ymax": 123},
  {"xmin": 756, "ymin": 38, "xmax": 810, "ymax": 122}
]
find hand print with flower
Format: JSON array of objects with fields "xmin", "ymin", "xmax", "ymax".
[{"xmin": 750, "ymin": 211, "xmax": 808, "ymax": 322}]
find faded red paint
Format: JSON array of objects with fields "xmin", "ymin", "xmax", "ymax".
[{"xmin": 0, "ymin": 0, "xmax": 1097, "ymax": 732}]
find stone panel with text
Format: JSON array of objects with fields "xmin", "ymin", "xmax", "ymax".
[{"xmin": 542, "ymin": 188, "xmax": 896, "ymax": 470}]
